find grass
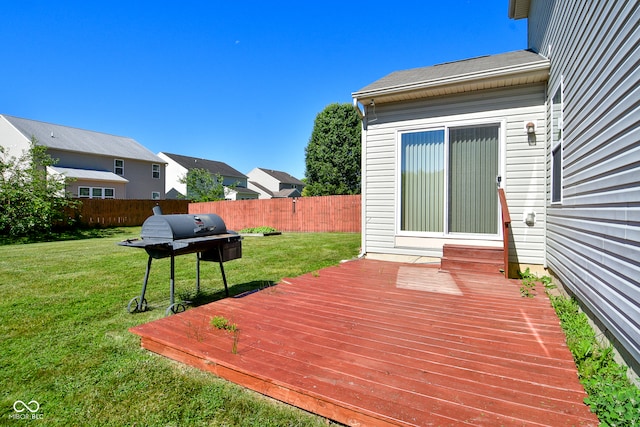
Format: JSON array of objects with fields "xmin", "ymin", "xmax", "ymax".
[
  {"xmin": 551, "ymin": 296, "xmax": 640, "ymax": 426},
  {"xmin": 0, "ymin": 228, "xmax": 360, "ymax": 426},
  {"xmin": 519, "ymin": 269, "xmax": 640, "ymax": 426}
]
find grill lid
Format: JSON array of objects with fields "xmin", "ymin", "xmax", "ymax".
[{"xmin": 141, "ymin": 213, "xmax": 227, "ymax": 241}]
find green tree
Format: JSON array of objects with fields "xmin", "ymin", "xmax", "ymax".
[
  {"xmin": 0, "ymin": 137, "xmax": 79, "ymax": 237},
  {"xmin": 179, "ymin": 168, "xmax": 227, "ymax": 202},
  {"xmin": 304, "ymin": 103, "xmax": 361, "ymax": 196}
]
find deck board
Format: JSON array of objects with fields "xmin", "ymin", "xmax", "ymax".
[{"xmin": 130, "ymin": 259, "xmax": 599, "ymax": 426}]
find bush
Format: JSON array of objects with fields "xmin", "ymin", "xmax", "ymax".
[
  {"xmin": 0, "ymin": 138, "xmax": 79, "ymax": 237},
  {"xmin": 239, "ymin": 226, "xmax": 278, "ymax": 234}
]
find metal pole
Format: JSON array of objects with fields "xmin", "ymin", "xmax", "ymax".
[
  {"xmin": 170, "ymin": 254, "xmax": 175, "ymax": 305},
  {"xmin": 139, "ymin": 256, "xmax": 152, "ymax": 310},
  {"xmin": 217, "ymin": 246, "xmax": 229, "ymax": 297},
  {"xmin": 196, "ymin": 253, "xmax": 201, "ymax": 294}
]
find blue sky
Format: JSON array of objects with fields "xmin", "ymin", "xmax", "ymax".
[{"xmin": 1, "ymin": 1, "xmax": 527, "ymax": 179}]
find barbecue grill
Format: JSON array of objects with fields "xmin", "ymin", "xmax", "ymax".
[{"xmin": 118, "ymin": 207, "xmax": 241, "ymax": 315}]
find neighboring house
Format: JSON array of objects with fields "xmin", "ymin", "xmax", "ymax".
[
  {"xmin": 246, "ymin": 167, "xmax": 305, "ymax": 199},
  {"xmin": 159, "ymin": 152, "xmax": 259, "ymax": 200},
  {"xmin": 509, "ymin": 0, "xmax": 640, "ymax": 378},
  {"xmin": 0, "ymin": 114, "xmax": 165, "ymax": 199},
  {"xmin": 352, "ymin": 0, "xmax": 639, "ymax": 379}
]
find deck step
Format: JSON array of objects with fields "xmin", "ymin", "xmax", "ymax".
[{"xmin": 440, "ymin": 245, "xmax": 504, "ymax": 275}]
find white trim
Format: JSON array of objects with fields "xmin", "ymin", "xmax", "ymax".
[
  {"xmin": 78, "ymin": 186, "xmax": 116, "ymax": 199},
  {"xmin": 550, "ymin": 76, "xmax": 564, "ymax": 204},
  {"xmin": 361, "ymin": 121, "xmax": 368, "ymax": 256}
]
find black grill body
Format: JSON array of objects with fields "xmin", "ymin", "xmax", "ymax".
[{"xmin": 118, "ymin": 211, "xmax": 242, "ymax": 315}]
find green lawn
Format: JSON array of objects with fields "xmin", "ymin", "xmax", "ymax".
[{"xmin": 1, "ymin": 229, "xmax": 360, "ymax": 426}]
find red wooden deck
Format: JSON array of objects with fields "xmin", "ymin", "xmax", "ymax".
[{"xmin": 130, "ymin": 259, "xmax": 598, "ymax": 426}]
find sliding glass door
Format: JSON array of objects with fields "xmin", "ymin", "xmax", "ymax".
[{"xmin": 400, "ymin": 124, "xmax": 499, "ymax": 235}]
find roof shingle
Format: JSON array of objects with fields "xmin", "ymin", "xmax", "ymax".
[{"xmin": 2, "ymin": 114, "xmax": 162, "ymax": 163}]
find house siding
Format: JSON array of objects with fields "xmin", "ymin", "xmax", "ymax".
[
  {"xmin": 363, "ymin": 84, "xmax": 547, "ymax": 264},
  {"xmin": 0, "ymin": 116, "xmax": 30, "ymax": 157},
  {"xmin": 158, "ymin": 153, "xmax": 188, "ymax": 196},
  {"xmin": 529, "ymin": 0, "xmax": 640, "ymax": 371},
  {"xmin": 48, "ymin": 149, "xmax": 165, "ymax": 199}
]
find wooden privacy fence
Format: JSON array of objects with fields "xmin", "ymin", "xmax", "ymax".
[
  {"xmin": 71, "ymin": 199, "xmax": 189, "ymax": 227},
  {"xmin": 190, "ymin": 195, "xmax": 361, "ymax": 233}
]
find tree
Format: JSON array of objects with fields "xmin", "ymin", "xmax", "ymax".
[
  {"xmin": 0, "ymin": 137, "xmax": 79, "ymax": 237},
  {"xmin": 304, "ymin": 103, "xmax": 362, "ymax": 196},
  {"xmin": 179, "ymin": 168, "xmax": 227, "ymax": 202}
]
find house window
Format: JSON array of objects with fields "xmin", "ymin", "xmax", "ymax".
[
  {"xmin": 551, "ymin": 82, "xmax": 563, "ymax": 203},
  {"xmin": 114, "ymin": 159, "xmax": 124, "ymax": 176},
  {"xmin": 152, "ymin": 164, "xmax": 160, "ymax": 179},
  {"xmin": 151, "ymin": 191, "xmax": 160, "ymax": 200},
  {"xmin": 79, "ymin": 187, "xmax": 90, "ymax": 198},
  {"xmin": 78, "ymin": 186, "xmax": 115, "ymax": 199},
  {"xmin": 399, "ymin": 124, "xmax": 500, "ymax": 235}
]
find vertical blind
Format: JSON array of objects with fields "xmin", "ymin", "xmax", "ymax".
[
  {"xmin": 448, "ymin": 125, "xmax": 499, "ymax": 234},
  {"xmin": 401, "ymin": 130, "xmax": 444, "ymax": 232}
]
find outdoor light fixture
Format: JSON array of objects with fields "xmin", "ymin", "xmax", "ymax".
[
  {"xmin": 526, "ymin": 122, "xmax": 536, "ymax": 134},
  {"xmin": 526, "ymin": 121, "xmax": 537, "ymax": 146},
  {"xmin": 368, "ymin": 99, "xmax": 377, "ymax": 123},
  {"xmin": 525, "ymin": 211, "xmax": 536, "ymax": 227}
]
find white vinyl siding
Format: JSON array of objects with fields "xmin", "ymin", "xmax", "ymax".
[
  {"xmin": 363, "ymin": 84, "xmax": 546, "ymax": 263},
  {"xmin": 530, "ymin": 0, "xmax": 640, "ymax": 371}
]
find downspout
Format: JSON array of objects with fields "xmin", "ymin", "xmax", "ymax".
[
  {"xmin": 543, "ymin": 80, "xmax": 549, "ymax": 269},
  {"xmin": 353, "ymin": 98, "xmax": 367, "ymax": 258}
]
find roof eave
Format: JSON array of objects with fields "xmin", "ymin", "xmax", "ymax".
[
  {"xmin": 508, "ymin": 0, "xmax": 531, "ymax": 19},
  {"xmin": 353, "ymin": 60, "xmax": 549, "ymax": 105}
]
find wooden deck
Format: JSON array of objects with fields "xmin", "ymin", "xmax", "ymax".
[{"xmin": 130, "ymin": 259, "xmax": 598, "ymax": 426}]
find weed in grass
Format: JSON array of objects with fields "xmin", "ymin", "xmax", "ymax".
[
  {"xmin": 517, "ymin": 268, "xmax": 540, "ymax": 298},
  {"xmin": 183, "ymin": 318, "xmax": 209, "ymax": 342},
  {"xmin": 551, "ymin": 295, "xmax": 640, "ymax": 425},
  {"xmin": 517, "ymin": 268, "xmax": 555, "ymax": 298},
  {"xmin": 211, "ymin": 315, "xmax": 238, "ymax": 332},
  {"xmin": 211, "ymin": 315, "xmax": 240, "ymax": 354},
  {"xmin": 516, "ymin": 268, "xmax": 640, "ymax": 425}
]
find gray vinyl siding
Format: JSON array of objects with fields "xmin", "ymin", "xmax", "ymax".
[
  {"xmin": 363, "ymin": 84, "xmax": 546, "ymax": 263},
  {"xmin": 49, "ymin": 149, "xmax": 165, "ymax": 200},
  {"xmin": 529, "ymin": 0, "xmax": 640, "ymax": 369}
]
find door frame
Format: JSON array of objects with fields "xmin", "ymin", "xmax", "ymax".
[{"xmin": 395, "ymin": 118, "xmax": 506, "ymax": 241}]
